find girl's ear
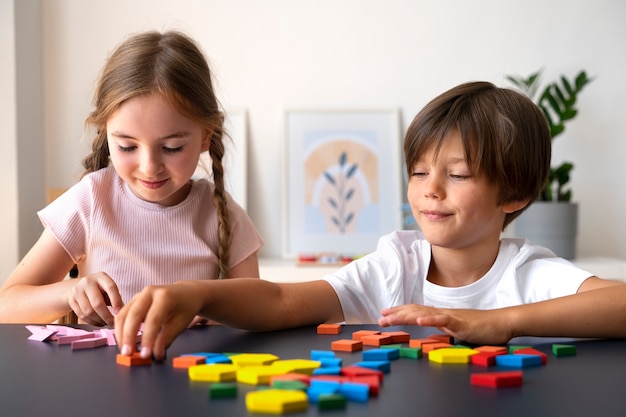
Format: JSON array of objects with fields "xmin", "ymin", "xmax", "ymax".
[
  {"xmin": 502, "ymin": 199, "xmax": 530, "ymax": 214},
  {"xmin": 201, "ymin": 129, "xmax": 213, "ymax": 152}
]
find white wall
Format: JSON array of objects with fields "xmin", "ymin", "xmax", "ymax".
[
  {"xmin": 3, "ymin": 0, "xmax": 625, "ymax": 277},
  {"xmin": 0, "ymin": 0, "xmax": 19, "ymax": 280}
]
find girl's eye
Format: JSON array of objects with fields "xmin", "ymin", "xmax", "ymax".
[
  {"xmin": 163, "ymin": 146, "xmax": 183, "ymax": 154},
  {"xmin": 411, "ymin": 171, "xmax": 427, "ymax": 177},
  {"xmin": 117, "ymin": 145, "xmax": 136, "ymax": 153}
]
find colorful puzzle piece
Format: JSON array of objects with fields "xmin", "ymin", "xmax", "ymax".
[
  {"xmin": 552, "ymin": 344, "xmax": 576, "ymax": 357},
  {"xmin": 470, "ymin": 371, "xmax": 523, "ymax": 388},
  {"xmin": 331, "ymin": 339, "xmax": 363, "ymax": 352},
  {"xmin": 245, "ymin": 389, "xmax": 309, "ymax": 414},
  {"xmin": 116, "ymin": 352, "xmax": 152, "ymax": 367},
  {"xmin": 188, "ymin": 363, "xmax": 238, "ymax": 382},
  {"xmin": 317, "ymin": 323, "xmax": 342, "ymax": 335},
  {"xmin": 428, "ymin": 347, "xmax": 479, "ymax": 364}
]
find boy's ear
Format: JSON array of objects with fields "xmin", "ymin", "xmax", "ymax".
[{"xmin": 502, "ymin": 199, "xmax": 530, "ymax": 214}]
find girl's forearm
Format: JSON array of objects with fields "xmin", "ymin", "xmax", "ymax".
[{"xmin": 0, "ymin": 281, "xmax": 74, "ymax": 324}]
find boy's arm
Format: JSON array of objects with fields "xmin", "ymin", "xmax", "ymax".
[
  {"xmin": 379, "ymin": 278, "xmax": 626, "ymax": 344},
  {"xmin": 115, "ymin": 278, "xmax": 343, "ymax": 360}
]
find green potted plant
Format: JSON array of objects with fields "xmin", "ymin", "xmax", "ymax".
[{"xmin": 507, "ymin": 69, "xmax": 593, "ymax": 258}]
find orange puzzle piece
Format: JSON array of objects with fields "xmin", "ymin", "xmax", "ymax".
[
  {"xmin": 331, "ymin": 339, "xmax": 363, "ymax": 352},
  {"xmin": 116, "ymin": 352, "xmax": 152, "ymax": 367},
  {"xmin": 317, "ymin": 323, "xmax": 342, "ymax": 335}
]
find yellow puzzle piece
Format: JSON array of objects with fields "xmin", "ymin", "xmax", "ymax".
[
  {"xmin": 246, "ymin": 389, "xmax": 308, "ymax": 414},
  {"xmin": 237, "ymin": 365, "xmax": 285, "ymax": 385},
  {"xmin": 230, "ymin": 353, "xmax": 279, "ymax": 368},
  {"xmin": 428, "ymin": 347, "xmax": 479, "ymax": 364},
  {"xmin": 188, "ymin": 363, "xmax": 238, "ymax": 382},
  {"xmin": 271, "ymin": 359, "xmax": 321, "ymax": 374}
]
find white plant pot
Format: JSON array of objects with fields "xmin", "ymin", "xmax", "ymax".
[{"xmin": 514, "ymin": 202, "xmax": 578, "ymax": 259}]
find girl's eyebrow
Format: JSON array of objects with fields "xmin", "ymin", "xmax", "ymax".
[{"xmin": 108, "ymin": 131, "xmax": 190, "ymax": 140}]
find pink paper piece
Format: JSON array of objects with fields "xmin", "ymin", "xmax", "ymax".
[
  {"xmin": 99, "ymin": 328, "xmax": 118, "ymax": 346},
  {"xmin": 71, "ymin": 336, "xmax": 108, "ymax": 350},
  {"xmin": 27, "ymin": 328, "xmax": 58, "ymax": 342}
]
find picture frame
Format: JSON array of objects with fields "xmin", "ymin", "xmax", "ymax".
[
  {"xmin": 194, "ymin": 109, "xmax": 248, "ymax": 210},
  {"xmin": 283, "ymin": 109, "xmax": 403, "ymax": 259}
]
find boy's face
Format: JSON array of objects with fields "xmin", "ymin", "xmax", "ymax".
[{"xmin": 407, "ymin": 130, "xmax": 510, "ymax": 251}]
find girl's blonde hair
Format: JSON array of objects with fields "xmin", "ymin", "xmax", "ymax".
[{"xmin": 83, "ymin": 30, "xmax": 232, "ymax": 277}]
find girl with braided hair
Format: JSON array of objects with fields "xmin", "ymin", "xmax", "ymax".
[{"xmin": 0, "ymin": 30, "xmax": 263, "ymax": 326}]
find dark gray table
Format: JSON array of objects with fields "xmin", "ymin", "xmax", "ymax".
[{"xmin": 1, "ymin": 323, "xmax": 625, "ymax": 416}]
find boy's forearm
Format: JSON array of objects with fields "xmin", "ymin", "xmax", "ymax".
[{"xmin": 507, "ymin": 284, "xmax": 626, "ymax": 339}]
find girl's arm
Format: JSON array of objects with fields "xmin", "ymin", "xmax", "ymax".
[
  {"xmin": 225, "ymin": 251, "xmax": 260, "ymax": 278},
  {"xmin": 0, "ymin": 227, "xmax": 124, "ymax": 325},
  {"xmin": 0, "ymin": 228, "xmax": 78, "ymax": 323},
  {"xmin": 379, "ymin": 277, "xmax": 626, "ymax": 344},
  {"xmin": 115, "ymin": 278, "xmax": 344, "ymax": 360}
]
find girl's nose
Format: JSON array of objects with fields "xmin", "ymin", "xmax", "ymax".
[{"xmin": 139, "ymin": 150, "xmax": 163, "ymax": 178}]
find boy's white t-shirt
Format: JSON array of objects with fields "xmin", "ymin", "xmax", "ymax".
[{"xmin": 322, "ymin": 230, "xmax": 593, "ymax": 324}]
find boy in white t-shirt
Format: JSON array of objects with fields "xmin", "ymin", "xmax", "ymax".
[{"xmin": 116, "ymin": 81, "xmax": 626, "ymax": 361}]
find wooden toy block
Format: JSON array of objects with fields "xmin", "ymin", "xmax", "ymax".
[
  {"xmin": 351, "ymin": 330, "xmax": 381, "ymax": 341},
  {"xmin": 352, "ymin": 360, "xmax": 391, "ymax": 373},
  {"xmin": 340, "ymin": 365, "xmax": 384, "ymax": 382},
  {"xmin": 271, "ymin": 380, "xmax": 309, "ymax": 391},
  {"xmin": 71, "ymin": 336, "xmax": 108, "ymax": 350},
  {"xmin": 317, "ymin": 393, "xmax": 347, "ymax": 410},
  {"xmin": 399, "ymin": 347, "xmax": 422, "ymax": 359},
  {"xmin": 337, "ymin": 382, "xmax": 370, "ymax": 403},
  {"xmin": 474, "ymin": 345, "xmax": 509, "ymax": 354},
  {"xmin": 310, "ymin": 350, "xmax": 335, "ymax": 360},
  {"xmin": 421, "ymin": 342, "xmax": 453, "ymax": 354},
  {"xmin": 350, "ymin": 375, "xmax": 381, "ymax": 396},
  {"xmin": 552, "ymin": 344, "xmax": 576, "ymax": 357},
  {"xmin": 508, "ymin": 345, "xmax": 532, "ymax": 353},
  {"xmin": 331, "ymin": 339, "xmax": 363, "ymax": 352},
  {"xmin": 271, "ymin": 359, "xmax": 321, "ymax": 374},
  {"xmin": 514, "ymin": 348, "xmax": 548, "ymax": 364},
  {"xmin": 204, "ymin": 354, "xmax": 233, "ymax": 364},
  {"xmin": 317, "ymin": 323, "xmax": 342, "ymax": 335},
  {"xmin": 409, "ymin": 338, "xmax": 440, "ymax": 348},
  {"xmin": 428, "ymin": 333, "xmax": 453, "ymax": 344},
  {"xmin": 470, "ymin": 371, "xmax": 523, "ymax": 388},
  {"xmin": 495, "ymin": 354, "xmax": 542, "ymax": 368},
  {"xmin": 173, "ymin": 355, "xmax": 206, "ymax": 369},
  {"xmin": 237, "ymin": 366, "xmax": 285, "ymax": 385},
  {"xmin": 363, "ymin": 348, "xmax": 400, "ymax": 361},
  {"xmin": 381, "ymin": 331, "xmax": 411, "ymax": 343},
  {"xmin": 361, "ymin": 334, "xmax": 393, "ymax": 346},
  {"xmin": 313, "ymin": 366, "xmax": 342, "ymax": 375},
  {"xmin": 98, "ymin": 328, "xmax": 118, "ymax": 346},
  {"xmin": 229, "ymin": 353, "xmax": 279, "ymax": 367},
  {"xmin": 471, "ymin": 351, "xmax": 501, "ymax": 367},
  {"xmin": 116, "ymin": 352, "xmax": 152, "ymax": 367},
  {"xmin": 270, "ymin": 373, "xmax": 311, "ymax": 385},
  {"xmin": 188, "ymin": 363, "xmax": 238, "ymax": 382},
  {"xmin": 319, "ymin": 357, "xmax": 342, "ymax": 368},
  {"xmin": 310, "ymin": 375, "xmax": 351, "ymax": 385},
  {"xmin": 209, "ymin": 382, "xmax": 238, "ymax": 399},
  {"xmin": 309, "ymin": 378, "xmax": 343, "ymax": 392},
  {"xmin": 428, "ymin": 347, "xmax": 479, "ymax": 364},
  {"xmin": 245, "ymin": 389, "xmax": 308, "ymax": 414}
]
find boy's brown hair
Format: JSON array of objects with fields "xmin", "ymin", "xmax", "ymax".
[{"xmin": 403, "ymin": 81, "xmax": 551, "ymax": 229}]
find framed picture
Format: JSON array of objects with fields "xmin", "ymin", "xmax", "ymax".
[
  {"xmin": 284, "ymin": 109, "xmax": 403, "ymax": 258},
  {"xmin": 194, "ymin": 109, "xmax": 248, "ymax": 209}
]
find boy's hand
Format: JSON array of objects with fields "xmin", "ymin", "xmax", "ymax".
[
  {"xmin": 68, "ymin": 272, "xmax": 124, "ymax": 326},
  {"xmin": 114, "ymin": 282, "xmax": 203, "ymax": 361},
  {"xmin": 378, "ymin": 304, "xmax": 513, "ymax": 345}
]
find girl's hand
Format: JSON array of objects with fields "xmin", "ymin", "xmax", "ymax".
[
  {"xmin": 378, "ymin": 304, "xmax": 514, "ymax": 345},
  {"xmin": 68, "ymin": 272, "xmax": 124, "ymax": 326},
  {"xmin": 115, "ymin": 282, "xmax": 204, "ymax": 361}
]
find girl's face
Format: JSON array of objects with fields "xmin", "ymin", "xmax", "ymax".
[
  {"xmin": 106, "ymin": 93, "xmax": 209, "ymax": 206},
  {"xmin": 407, "ymin": 130, "xmax": 518, "ymax": 252}
]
